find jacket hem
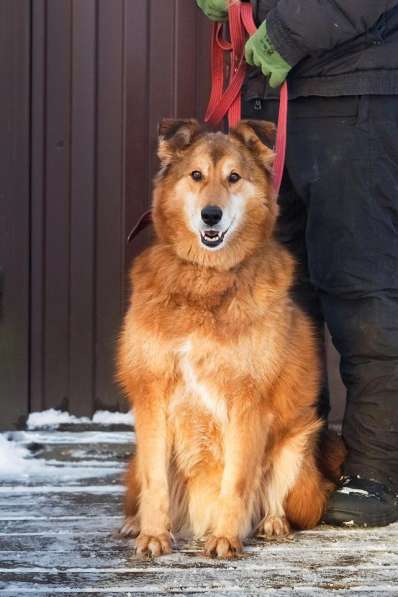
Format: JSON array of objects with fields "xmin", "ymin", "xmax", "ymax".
[
  {"xmin": 245, "ymin": 71, "xmax": 398, "ymax": 100},
  {"xmin": 287, "ymin": 71, "xmax": 398, "ymax": 99}
]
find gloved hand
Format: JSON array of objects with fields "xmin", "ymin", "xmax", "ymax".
[
  {"xmin": 196, "ymin": 0, "xmax": 227, "ymax": 22},
  {"xmin": 245, "ymin": 21, "xmax": 291, "ymax": 88}
]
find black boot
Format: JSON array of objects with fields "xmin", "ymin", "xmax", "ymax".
[{"xmin": 323, "ymin": 475, "xmax": 398, "ymax": 528}]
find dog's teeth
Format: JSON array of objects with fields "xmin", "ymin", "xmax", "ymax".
[
  {"xmin": 204, "ymin": 231, "xmax": 220, "ymax": 239},
  {"xmin": 200, "ymin": 229, "xmax": 225, "ymax": 246}
]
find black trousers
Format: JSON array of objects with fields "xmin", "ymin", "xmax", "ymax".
[{"xmin": 243, "ymin": 95, "xmax": 398, "ymax": 490}]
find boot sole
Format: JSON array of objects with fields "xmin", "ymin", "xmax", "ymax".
[{"xmin": 323, "ymin": 507, "xmax": 397, "ymax": 528}]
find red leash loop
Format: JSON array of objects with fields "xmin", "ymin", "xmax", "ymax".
[
  {"xmin": 204, "ymin": 2, "xmax": 254, "ymax": 129},
  {"xmin": 204, "ymin": 0, "xmax": 288, "ymax": 197}
]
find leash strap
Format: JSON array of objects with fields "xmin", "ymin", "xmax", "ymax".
[
  {"xmin": 273, "ymin": 81, "xmax": 288, "ymax": 197},
  {"xmin": 204, "ymin": 0, "xmax": 288, "ymax": 197},
  {"xmin": 127, "ymin": 209, "xmax": 153, "ymax": 243},
  {"xmin": 128, "ymin": 1, "xmax": 288, "ymax": 243},
  {"xmin": 204, "ymin": 1, "xmax": 256, "ymax": 128}
]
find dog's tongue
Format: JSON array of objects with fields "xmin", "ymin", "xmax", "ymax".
[{"xmin": 204, "ymin": 230, "xmax": 219, "ymax": 239}]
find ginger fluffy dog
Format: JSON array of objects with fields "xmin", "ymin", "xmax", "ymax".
[{"xmin": 117, "ymin": 119, "xmax": 343, "ymax": 559}]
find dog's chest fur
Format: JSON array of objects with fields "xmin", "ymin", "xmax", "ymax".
[
  {"xmin": 167, "ymin": 339, "xmax": 227, "ymax": 428},
  {"xmin": 176, "ymin": 339, "xmax": 228, "ymax": 425},
  {"xmin": 168, "ymin": 337, "xmax": 229, "ymax": 473},
  {"xmin": 168, "ymin": 323, "xmax": 282, "ymax": 429}
]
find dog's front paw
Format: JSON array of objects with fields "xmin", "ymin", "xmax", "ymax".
[
  {"xmin": 135, "ymin": 532, "xmax": 173, "ymax": 557},
  {"xmin": 119, "ymin": 515, "xmax": 140, "ymax": 538},
  {"xmin": 205, "ymin": 535, "xmax": 243, "ymax": 559},
  {"xmin": 259, "ymin": 515, "xmax": 291, "ymax": 539}
]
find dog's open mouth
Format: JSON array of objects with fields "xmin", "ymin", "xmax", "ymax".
[{"xmin": 200, "ymin": 229, "xmax": 227, "ymax": 248}]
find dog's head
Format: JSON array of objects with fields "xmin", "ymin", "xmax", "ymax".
[{"xmin": 152, "ymin": 118, "xmax": 278, "ymax": 269}]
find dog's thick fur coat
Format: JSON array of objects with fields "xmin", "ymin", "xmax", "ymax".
[{"xmin": 117, "ymin": 119, "xmax": 340, "ymax": 558}]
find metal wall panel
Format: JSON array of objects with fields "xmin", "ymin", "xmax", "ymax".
[{"xmin": 0, "ymin": 1, "xmax": 31, "ymax": 429}]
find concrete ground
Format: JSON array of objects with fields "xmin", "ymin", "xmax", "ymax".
[{"xmin": 0, "ymin": 422, "xmax": 397, "ymax": 596}]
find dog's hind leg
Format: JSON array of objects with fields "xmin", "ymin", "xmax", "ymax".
[
  {"xmin": 258, "ymin": 443, "xmax": 302, "ymax": 538},
  {"xmin": 259, "ymin": 425, "xmax": 327, "ymax": 538},
  {"xmin": 120, "ymin": 455, "xmax": 188, "ymax": 540},
  {"xmin": 168, "ymin": 460, "xmax": 189, "ymax": 537},
  {"xmin": 187, "ymin": 464, "xmax": 223, "ymax": 540},
  {"xmin": 119, "ymin": 455, "xmax": 141, "ymax": 538}
]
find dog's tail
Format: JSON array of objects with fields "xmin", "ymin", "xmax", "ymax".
[{"xmin": 318, "ymin": 428, "xmax": 347, "ymax": 484}]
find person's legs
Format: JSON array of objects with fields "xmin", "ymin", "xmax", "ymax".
[
  {"xmin": 286, "ymin": 95, "xmax": 398, "ymax": 523},
  {"xmin": 243, "ymin": 98, "xmax": 330, "ymax": 419}
]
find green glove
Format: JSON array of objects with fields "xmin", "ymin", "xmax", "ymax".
[
  {"xmin": 245, "ymin": 21, "xmax": 291, "ymax": 88},
  {"xmin": 196, "ymin": 0, "xmax": 227, "ymax": 22}
]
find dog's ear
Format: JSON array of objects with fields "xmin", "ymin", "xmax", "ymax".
[
  {"xmin": 157, "ymin": 118, "xmax": 201, "ymax": 166},
  {"xmin": 231, "ymin": 120, "xmax": 275, "ymax": 171}
]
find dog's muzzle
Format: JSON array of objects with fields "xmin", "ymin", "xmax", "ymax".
[{"xmin": 200, "ymin": 205, "xmax": 226, "ymax": 248}]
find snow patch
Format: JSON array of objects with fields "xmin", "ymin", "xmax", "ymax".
[
  {"xmin": 0, "ymin": 435, "xmax": 44, "ymax": 480},
  {"xmin": 92, "ymin": 410, "xmax": 134, "ymax": 425},
  {"xmin": 339, "ymin": 487, "xmax": 370, "ymax": 496},
  {"xmin": 27, "ymin": 409, "xmax": 89, "ymax": 429},
  {"xmin": 343, "ymin": 520, "xmax": 355, "ymax": 527},
  {"xmin": 10, "ymin": 430, "xmax": 135, "ymax": 444},
  {"xmin": 0, "ymin": 434, "xmax": 125, "ymax": 483},
  {"xmin": 27, "ymin": 408, "xmax": 134, "ymax": 429},
  {"xmin": 0, "ymin": 484, "xmax": 124, "ymax": 494}
]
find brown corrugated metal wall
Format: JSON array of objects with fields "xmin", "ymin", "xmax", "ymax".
[{"xmin": 1, "ymin": 0, "xmax": 211, "ymax": 428}]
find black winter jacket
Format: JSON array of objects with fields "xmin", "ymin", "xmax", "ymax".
[{"xmin": 246, "ymin": 0, "xmax": 398, "ymax": 99}]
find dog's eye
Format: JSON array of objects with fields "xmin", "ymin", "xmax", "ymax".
[
  {"xmin": 191, "ymin": 170, "xmax": 203, "ymax": 182},
  {"xmin": 228, "ymin": 172, "xmax": 241, "ymax": 184}
]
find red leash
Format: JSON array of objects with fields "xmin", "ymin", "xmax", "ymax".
[
  {"xmin": 204, "ymin": 1, "xmax": 256, "ymax": 128},
  {"xmin": 127, "ymin": 209, "xmax": 153, "ymax": 244},
  {"xmin": 204, "ymin": 0, "xmax": 288, "ymax": 197},
  {"xmin": 128, "ymin": 0, "xmax": 288, "ymax": 243}
]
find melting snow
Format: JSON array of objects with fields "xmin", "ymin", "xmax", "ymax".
[
  {"xmin": 0, "ymin": 484, "xmax": 124, "ymax": 494},
  {"xmin": 26, "ymin": 409, "xmax": 90, "ymax": 428},
  {"xmin": 0, "ymin": 434, "xmax": 127, "ymax": 483},
  {"xmin": 0, "ymin": 435, "xmax": 45, "ymax": 480},
  {"xmin": 9, "ymin": 430, "xmax": 135, "ymax": 444},
  {"xmin": 339, "ymin": 487, "xmax": 370, "ymax": 496},
  {"xmin": 92, "ymin": 410, "xmax": 134, "ymax": 425},
  {"xmin": 27, "ymin": 408, "xmax": 134, "ymax": 429}
]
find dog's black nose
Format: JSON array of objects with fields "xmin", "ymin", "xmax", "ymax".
[{"xmin": 201, "ymin": 205, "xmax": 223, "ymax": 226}]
